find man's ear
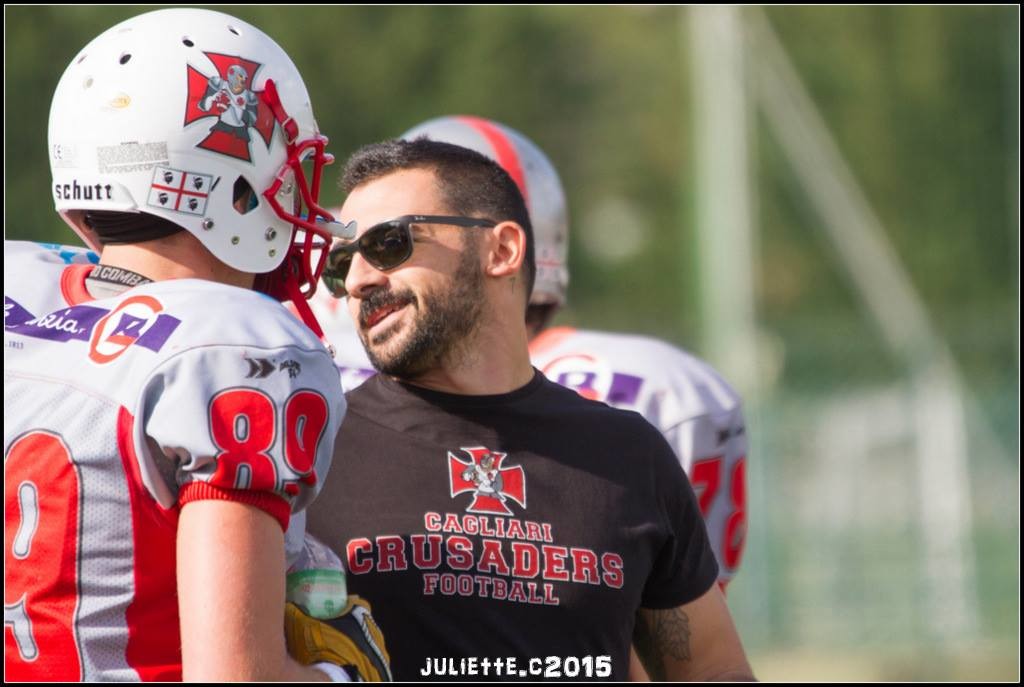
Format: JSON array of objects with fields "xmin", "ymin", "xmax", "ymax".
[{"xmin": 484, "ymin": 221, "xmax": 527, "ymax": 279}]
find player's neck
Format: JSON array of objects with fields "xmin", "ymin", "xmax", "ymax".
[{"xmin": 99, "ymin": 233, "xmax": 254, "ymax": 290}]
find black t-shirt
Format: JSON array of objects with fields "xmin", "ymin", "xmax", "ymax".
[{"xmin": 307, "ymin": 370, "xmax": 717, "ymax": 681}]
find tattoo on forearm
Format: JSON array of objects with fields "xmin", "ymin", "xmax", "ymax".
[{"xmin": 633, "ymin": 608, "xmax": 692, "ymax": 681}]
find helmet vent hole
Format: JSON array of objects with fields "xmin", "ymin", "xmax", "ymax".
[
  {"xmin": 83, "ymin": 77, "xmax": 94, "ymax": 90},
  {"xmin": 233, "ymin": 176, "xmax": 259, "ymax": 215},
  {"xmin": 228, "ymin": 25, "xmax": 241, "ymax": 36},
  {"xmin": 119, "ymin": 53, "xmax": 132, "ymax": 65},
  {"xmin": 76, "ymin": 54, "xmax": 87, "ymax": 65},
  {"xmin": 182, "ymin": 37, "xmax": 194, "ymax": 47}
]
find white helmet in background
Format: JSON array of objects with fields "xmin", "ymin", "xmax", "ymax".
[
  {"xmin": 401, "ymin": 115, "xmax": 569, "ymax": 308},
  {"xmin": 48, "ymin": 8, "xmax": 336, "ymax": 296}
]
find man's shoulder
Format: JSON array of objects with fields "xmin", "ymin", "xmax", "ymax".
[
  {"xmin": 341, "ymin": 373, "xmax": 401, "ymax": 420},
  {"xmin": 528, "ymin": 375, "xmax": 688, "ymax": 488},
  {"xmin": 532, "ymin": 372, "xmax": 669, "ymax": 439}
]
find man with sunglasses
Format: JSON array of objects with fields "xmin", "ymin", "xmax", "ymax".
[
  {"xmin": 305, "ymin": 138, "xmax": 753, "ymax": 681},
  {"xmin": 317, "ymin": 117, "xmax": 748, "ymax": 588},
  {"xmin": 311, "ymin": 116, "xmax": 751, "ymax": 679}
]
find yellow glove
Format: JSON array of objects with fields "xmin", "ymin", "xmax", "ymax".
[{"xmin": 285, "ymin": 596, "xmax": 392, "ymax": 682}]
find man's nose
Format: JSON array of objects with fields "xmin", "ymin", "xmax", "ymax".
[{"xmin": 344, "ymin": 251, "xmax": 389, "ymax": 300}]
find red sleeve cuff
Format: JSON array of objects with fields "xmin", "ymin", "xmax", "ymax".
[{"xmin": 178, "ymin": 481, "xmax": 291, "ymax": 532}]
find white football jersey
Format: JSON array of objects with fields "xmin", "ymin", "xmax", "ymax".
[
  {"xmin": 529, "ymin": 327, "xmax": 748, "ymax": 584},
  {"xmin": 4, "ymin": 240, "xmax": 344, "ymax": 680}
]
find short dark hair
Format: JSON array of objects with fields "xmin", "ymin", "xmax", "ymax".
[
  {"xmin": 341, "ymin": 138, "xmax": 536, "ymax": 299},
  {"xmin": 84, "ymin": 210, "xmax": 184, "ymax": 244}
]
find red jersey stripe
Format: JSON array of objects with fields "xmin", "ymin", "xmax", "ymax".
[{"xmin": 117, "ymin": 406, "xmax": 182, "ymax": 681}]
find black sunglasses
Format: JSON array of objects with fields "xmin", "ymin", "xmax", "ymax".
[{"xmin": 321, "ymin": 214, "xmax": 496, "ymax": 297}]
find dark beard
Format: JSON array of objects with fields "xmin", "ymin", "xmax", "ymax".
[{"xmin": 361, "ymin": 243, "xmax": 484, "ymax": 379}]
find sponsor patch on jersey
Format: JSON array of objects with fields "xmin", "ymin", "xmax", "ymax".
[
  {"xmin": 242, "ymin": 357, "xmax": 303, "ymax": 379},
  {"xmin": 183, "ymin": 52, "xmax": 275, "ymax": 163},
  {"xmin": 4, "ymin": 297, "xmax": 43, "ymax": 329},
  {"xmin": 147, "ymin": 166, "xmax": 214, "ymax": 216},
  {"xmin": 279, "ymin": 359, "xmax": 302, "ymax": 378},
  {"xmin": 6, "ymin": 299, "xmax": 178, "ymax": 355},
  {"xmin": 88, "ymin": 295, "xmax": 180, "ymax": 364},
  {"xmin": 6, "ymin": 301, "xmax": 108, "ymax": 342},
  {"xmin": 540, "ymin": 353, "xmax": 644, "ymax": 406},
  {"xmin": 448, "ymin": 447, "xmax": 526, "ymax": 516}
]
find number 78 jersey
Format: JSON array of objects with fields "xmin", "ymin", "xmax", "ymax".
[
  {"xmin": 4, "ymin": 241, "xmax": 344, "ymax": 680},
  {"xmin": 529, "ymin": 327, "xmax": 748, "ymax": 584}
]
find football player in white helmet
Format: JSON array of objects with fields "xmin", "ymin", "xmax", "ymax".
[
  {"xmin": 314, "ymin": 115, "xmax": 748, "ymax": 680},
  {"xmin": 5, "ymin": 8, "xmax": 382, "ymax": 681}
]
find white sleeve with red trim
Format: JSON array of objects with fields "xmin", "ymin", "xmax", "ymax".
[{"xmin": 135, "ymin": 341, "xmax": 343, "ymax": 532}]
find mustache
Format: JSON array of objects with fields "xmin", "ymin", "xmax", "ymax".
[{"xmin": 358, "ymin": 287, "xmax": 416, "ymax": 327}]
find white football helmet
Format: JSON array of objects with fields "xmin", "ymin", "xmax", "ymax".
[
  {"xmin": 48, "ymin": 8, "xmax": 336, "ymax": 300},
  {"xmin": 400, "ymin": 116, "xmax": 569, "ymax": 307}
]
